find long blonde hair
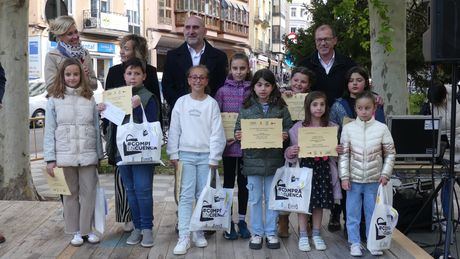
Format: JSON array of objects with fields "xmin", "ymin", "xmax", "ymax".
[{"xmin": 48, "ymin": 58, "xmax": 93, "ymax": 100}]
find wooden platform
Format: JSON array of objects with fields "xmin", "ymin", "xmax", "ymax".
[{"xmin": 0, "ymin": 200, "xmax": 432, "ymax": 259}]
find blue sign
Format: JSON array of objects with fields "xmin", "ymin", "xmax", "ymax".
[
  {"xmin": 29, "ymin": 41, "xmax": 39, "ymax": 55},
  {"xmin": 97, "ymin": 42, "xmax": 115, "ymax": 54}
]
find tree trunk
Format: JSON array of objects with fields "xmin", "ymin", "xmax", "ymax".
[
  {"xmin": 0, "ymin": 0, "xmax": 38, "ymax": 200},
  {"xmin": 369, "ymin": 0, "xmax": 408, "ymax": 115}
]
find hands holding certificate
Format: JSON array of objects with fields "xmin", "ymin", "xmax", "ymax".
[
  {"xmin": 235, "ymin": 118, "xmax": 288, "ymax": 149},
  {"xmin": 97, "ymin": 85, "xmax": 142, "ymax": 126}
]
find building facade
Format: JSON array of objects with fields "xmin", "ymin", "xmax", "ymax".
[{"xmin": 286, "ymin": 0, "xmax": 312, "ymax": 34}]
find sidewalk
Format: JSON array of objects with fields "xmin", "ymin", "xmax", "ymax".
[{"xmin": 30, "ymin": 159, "xmax": 175, "ymax": 202}]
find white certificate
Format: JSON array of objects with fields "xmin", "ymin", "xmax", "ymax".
[{"xmin": 101, "ymin": 102, "xmax": 126, "ymax": 126}]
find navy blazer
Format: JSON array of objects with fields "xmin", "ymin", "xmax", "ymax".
[{"xmin": 162, "ymin": 40, "xmax": 228, "ymax": 109}]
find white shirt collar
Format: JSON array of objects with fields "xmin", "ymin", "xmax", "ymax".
[
  {"xmin": 318, "ymin": 51, "xmax": 335, "ymax": 75},
  {"xmin": 187, "ymin": 43, "xmax": 206, "ymax": 66}
]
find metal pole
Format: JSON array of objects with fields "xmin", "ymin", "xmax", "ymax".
[{"xmin": 444, "ymin": 63, "xmax": 458, "ymax": 259}]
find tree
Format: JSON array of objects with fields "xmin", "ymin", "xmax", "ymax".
[{"xmin": 0, "ymin": 0, "xmax": 38, "ymax": 200}]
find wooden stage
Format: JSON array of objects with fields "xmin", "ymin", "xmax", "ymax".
[{"xmin": 0, "ymin": 200, "xmax": 432, "ymax": 259}]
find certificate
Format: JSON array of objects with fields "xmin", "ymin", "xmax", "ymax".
[
  {"xmin": 101, "ymin": 102, "xmax": 125, "ymax": 126},
  {"xmin": 241, "ymin": 118, "xmax": 283, "ymax": 149},
  {"xmin": 282, "ymin": 93, "xmax": 308, "ymax": 121},
  {"xmin": 298, "ymin": 127, "xmax": 338, "ymax": 158},
  {"xmin": 44, "ymin": 168, "xmax": 71, "ymax": 195},
  {"xmin": 103, "ymin": 86, "xmax": 132, "ymax": 115},
  {"xmin": 221, "ymin": 112, "xmax": 238, "ymax": 140}
]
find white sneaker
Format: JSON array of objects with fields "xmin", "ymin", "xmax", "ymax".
[
  {"xmin": 312, "ymin": 235, "xmax": 326, "ymax": 250},
  {"xmin": 123, "ymin": 221, "xmax": 134, "ymax": 232},
  {"xmin": 370, "ymin": 249, "xmax": 383, "ymax": 256},
  {"xmin": 192, "ymin": 231, "xmax": 208, "ymax": 248},
  {"xmin": 70, "ymin": 232, "xmax": 84, "ymax": 247},
  {"xmin": 87, "ymin": 233, "xmax": 100, "ymax": 244},
  {"xmin": 173, "ymin": 236, "xmax": 191, "ymax": 255},
  {"xmin": 298, "ymin": 237, "xmax": 311, "ymax": 251},
  {"xmin": 350, "ymin": 243, "xmax": 363, "ymax": 257}
]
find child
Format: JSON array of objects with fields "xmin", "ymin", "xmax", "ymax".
[
  {"xmin": 167, "ymin": 65, "xmax": 226, "ymax": 255},
  {"xmin": 234, "ymin": 69, "xmax": 292, "ymax": 250},
  {"xmin": 281, "ymin": 66, "xmax": 314, "ymax": 97},
  {"xmin": 214, "ymin": 53, "xmax": 252, "ymax": 240},
  {"xmin": 99, "ymin": 58, "xmax": 160, "ymax": 247},
  {"xmin": 44, "ymin": 58, "xmax": 103, "ymax": 246},
  {"xmin": 328, "ymin": 66, "xmax": 385, "ymax": 234},
  {"xmin": 284, "ymin": 91, "xmax": 341, "ymax": 251},
  {"xmin": 339, "ymin": 91, "xmax": 395, "ymax": 256},
  {"xmin": 278, "ymin": 66, "xmax": 315, "ymax": 237}
]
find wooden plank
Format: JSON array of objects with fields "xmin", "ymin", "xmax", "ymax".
[
  {"xmin": 288, "ymin": 212, "xmax": 325, "ymax": 258},
  {"xmin": 388, "ymin": 230, "xmax": 433, "ymax": 259},
  {"xmin": 215, "ymin": 229, "xmax": 234, "ymax": 259},
  {"xmin": 149, "ymin": 201, "xmax": 179, "ymax": 259},
  {"xmin": 0, "ymin": 202, "xmax": 61, "ymax": 258},
  {"xmin": 280, "ymin": 213, "xmax": 314, "ymax": 259}
]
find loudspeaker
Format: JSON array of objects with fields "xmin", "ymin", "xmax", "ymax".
[
  {"xmin": 394, "ymin": 188, "xmax": 433, "ymax": 231},
  {"xmin": 423, "ymin": 0, "xmax": 460, "ymax": 63}
]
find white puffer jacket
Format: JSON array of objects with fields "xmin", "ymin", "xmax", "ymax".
[
  {"xmin": 339, "ymin": 117, "xmax": 395, "ymax": 183},
  {"xmin": 44, "ymin": 86, "xmax": 103, "ymax": 167}
]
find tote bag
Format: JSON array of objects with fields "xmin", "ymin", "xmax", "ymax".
[
  {"xmin": 190, "ymin": 169, "xmax": 233, "ymax": 232},
  {"xmin": 367, "ymin": 182, "xmax": 399, "ymax": 251},
  {"xmin": 94, "ymin": 178, "xmax": 108, "ymax": 235},
  {"xmin": 116, "ymin": 104, "xmax": 163, "ymax": 165},
  {"xmin": 269, "ymin": 162, "xmax": 313, "ymax": 214}
]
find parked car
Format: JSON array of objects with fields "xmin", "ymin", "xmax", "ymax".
[{"xmin": 29, "ymin": 79, "xmax": 104, "ymax": 128}]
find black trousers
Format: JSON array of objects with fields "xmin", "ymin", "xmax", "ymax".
[{"xmin": 222, "ymin": 157, "xmax": 248, "ymax": 216}]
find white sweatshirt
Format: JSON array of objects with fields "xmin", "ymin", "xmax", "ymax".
[{"xmin": 167, "ymin": 94, "xmax": 226, "ymax": 165}]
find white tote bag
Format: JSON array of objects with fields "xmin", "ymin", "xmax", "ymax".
[
  {"xmin": 269, "ymin": 162, "xmax": 313, "ymax": 214},
  {"xmin": 367, "ymin": 182, "xmax": 399, "ymax": 251},
  {"xmin": 94, "ymin": 182, "xmax": 108, "ymax": 235},
  {"xmin": 190, "ymin": 169, "xmax": 233, "ymax": 232},
  {"xmin": 116, "ymin": 104, "xmax": 163, "ymax": 165}
]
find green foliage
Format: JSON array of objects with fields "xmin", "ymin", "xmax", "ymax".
[{"xmin": 409, "ymin": 92, "xmax": 426, "ymax": 115}]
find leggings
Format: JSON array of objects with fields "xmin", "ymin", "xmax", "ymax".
[{"xmin": 222, "ymin": 157, "xmax": 248, "ymax": 216}]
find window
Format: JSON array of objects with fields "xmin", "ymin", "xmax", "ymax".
[
  {"xmin": 126, "ymin": 0, "xmax": 140, "ymax": 34},
  {"xmin": 159, "ymin": 0, "xmax": 172, "ymax": 24},
  {"xmin": 290, "ymin": 27, "xmax": 296, "ymax": 33},
  {"xmin": 300, "ymin": 8, "xmax": 305, "ymax": 17},
  {"xmin": 63, "ymin": 0, "xmax": 73, "ymax": 15},
  {"xmin": 100, "ymin": 0, "xmax": 110, "ymax": 13},
  {"xmin": 290, "ymin": 7, "xmax": 296, "ymax": 17}
]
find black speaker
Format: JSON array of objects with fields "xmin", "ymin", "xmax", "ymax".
[{"xmin": 423, "ymin": 0, "xmax": 460, "ymax": 63}]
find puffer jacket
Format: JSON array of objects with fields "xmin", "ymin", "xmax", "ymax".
[
  {"xmin": 339, "ymin": 117, "xmax": 395, "ymax": 183},
  {"xmin": 235, "ymin": 98, "xmax": 293, "ymax": 176},
  {"xmin": 44, "ymin": 86, "xmax": 103, "ymax": 167}
]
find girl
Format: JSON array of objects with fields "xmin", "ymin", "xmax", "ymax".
[
  {"xmin": 339, "ymin": 91, "xmax": 395, "ymax": 257},
  {"xmin": 167, "ymin": 65, "xmax": 226, "ymax": 255},
  {"xmin": 234, "ymin": 69, "xmax": 292, "ymax": 250},
  {"xmin": 278, "ymin": 66, "xmax": 315, "ymax": 238},
  {"xmin": 284, "ymin": 91, "xmax": 341, "ymax": 252},
  {"xmin": 328, "ymin": 66, "xmax": 385, "ymax": 234},
  {"xmin": 214, "ymin": 53, "xmax": 252, "ymax": 240},
  {"xmin": 281, "ymin": 66, "xmax": 315, "ymax": 97},
  {"xmin": 99, "ymin": 58, "xmax": 160, "ymax": 247},
  {"xmin": 44, "ymin": 58, "xmax": 103, "ymax": 246}
]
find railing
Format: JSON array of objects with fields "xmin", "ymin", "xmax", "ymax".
[
  {"xmin": 30, "ymin": 117, "xmax": 45, "ymax": 161},
  {"xmin": 82, "ymin": 9, "xmax": 129, "ymax": 32}
]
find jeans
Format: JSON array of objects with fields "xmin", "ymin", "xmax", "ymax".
[
  {"xmin": 346, "ymin": 182, "xmax": 379, "ymax": 244},
  {"xmin": 119, "ymin": 164, "xmax": 154, "ymax": 230},
  {"xmin": 247, "ymin": 175, "xmax": 278, "ymax": 236},
  {"xmin": 178, "ymin": 151, "xmax": 210, "ymax": 237}
]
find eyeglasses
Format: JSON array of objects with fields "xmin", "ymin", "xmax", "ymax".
[
  {"xmin": 315, "ymin": 37, "xmax": 334, "ymax": 44},
  {"xmin": 188, "ymin": 75, "xmax": 208, "ymax": 81}
]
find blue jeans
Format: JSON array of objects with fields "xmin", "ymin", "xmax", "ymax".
[
  {"xmin": 178, "ymin": 151, "xmax": 210, "ymax": 237},
  {"xmin": 346, "ymin": 182, "xmax": 379, "ymax": 244},
  {"xmin": 247, "ymin": 175, "xmax": 278, "ymax": 236},
  {"xmin": 119, "ymin": 164, "xmax": 154, "ymax": 230}
]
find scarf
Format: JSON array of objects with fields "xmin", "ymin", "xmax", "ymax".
[{"xmin": 57, "ymin": 41, "xmax": 88, "ymax": 60}]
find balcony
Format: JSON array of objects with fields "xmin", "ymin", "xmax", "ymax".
[
  {"xmin": 82, "ymin": 9, "xmax": 130, "ymax": 37},
  {"xmin": 220, "ymin": 20, "xmax": 249, "ymax": 37},
  {"xmin": 175, "ymin": 10, "xmax": 220, "ymax": 31}
]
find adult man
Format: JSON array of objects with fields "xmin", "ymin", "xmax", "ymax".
[
  {"xmin": 298, "ymin": 24, "xmax": 357, "ymax": 234},
  {"xmin": 0, "ymin": 62, "xmax": 6, "ymax": 244},
  {"xmin": 162, "ymin": 16, "xmax": 228, "ymax": 110},
  {"xmin": 298, "ymin": 24, "xmax": 356, "ymax": 106}
]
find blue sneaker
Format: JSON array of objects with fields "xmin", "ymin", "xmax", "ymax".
[
  {"xmin": 223, "ymin": 222, "xmax": 238, "ymax": 240},
  {"xmin": 238, "ymin": 220, "xmax": 251, "ymax": 239}
]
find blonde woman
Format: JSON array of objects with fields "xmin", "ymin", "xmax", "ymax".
[{"xmin": 45, "ymin": 15, "xmax": 97, "ymax": 90}]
